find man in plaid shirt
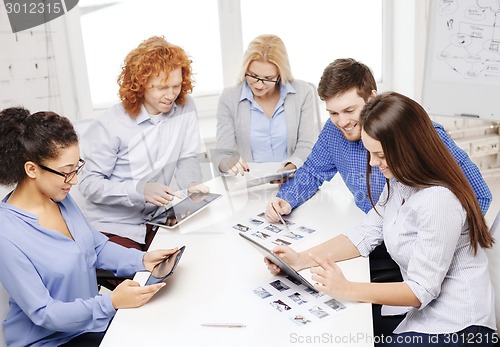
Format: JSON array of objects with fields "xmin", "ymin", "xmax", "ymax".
[{"xmin": 266, "ymin": 58, "xmax": 491, "ymax": 221}]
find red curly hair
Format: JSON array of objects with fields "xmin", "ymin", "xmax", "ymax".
[{"xmin": 117, "ymin": 36, "xmax": 194, "ymax": 117}]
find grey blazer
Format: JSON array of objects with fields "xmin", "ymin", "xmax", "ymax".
[{"xmin": 214, "ymin": 79, "xmax": 318, "ymax": 170}]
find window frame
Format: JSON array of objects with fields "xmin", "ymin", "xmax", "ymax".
[{"xmin": 70, "ymin": 0, "xmax": 394, "ymax": 121}]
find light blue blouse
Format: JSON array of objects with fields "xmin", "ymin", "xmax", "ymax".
[
  {"xmin": 0, "ymin": 193, "xmax": 145, "ymax": 347},
  {"xmin": 241, "ymin": 81, "xmax": 294, "ymax": 162}
]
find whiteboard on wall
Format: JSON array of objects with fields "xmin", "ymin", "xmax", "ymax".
[{"xmin": 422, "ymin": 0, "xmax": 500, "ymax": 121}]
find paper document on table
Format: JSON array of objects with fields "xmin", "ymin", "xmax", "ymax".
[
  {"xmin": 252, "ymin": 273, "xmax": 347, "ymax": 327},
  {"xmin": 231, "ymin": 212, "xmax": 317, "ymax": 249},
  {"xmin": 235, "ymin": 213, "xmax": 348, "ymax": 326}
]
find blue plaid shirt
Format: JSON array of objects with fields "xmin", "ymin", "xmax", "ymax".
[{"xmin": 277, "ymin": 119, "xmax": 492, "ymax": 214}]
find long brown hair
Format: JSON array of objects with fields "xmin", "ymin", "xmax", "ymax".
[{"xmin": 360, "ymin": 92, "xmax": 493, "ymax": 254}]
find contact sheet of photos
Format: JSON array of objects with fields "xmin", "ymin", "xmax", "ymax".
[
  {"xmin": 252, "ymin": 275, "xmax": 346, "ymax": 327},
  {"xmin": 233, "ymin": 213, "xmax": 347, "ymax": 327},
  {"xmin": 232, "ymin": 212, "xmax": 316, "ymax": 248}
]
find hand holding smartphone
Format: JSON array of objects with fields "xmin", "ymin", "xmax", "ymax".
[{"xmin": 145, "ymin": 246, "xmax": 186, "ymax": 285}]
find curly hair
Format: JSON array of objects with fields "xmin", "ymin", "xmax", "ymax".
[
  {"xmin": 117, "ymin": 36, "xmax": 194, "ymax": 117},
  {"xmin": 0, "ymin": 107, "xmax": 78, "ymax": 186}
]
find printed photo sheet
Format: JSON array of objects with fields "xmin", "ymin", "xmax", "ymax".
[
  {"xmin": 252, "ymin": 275, "xmax": 346, "ymax": 327},
  {"xmin": 232, "ymin": 212, "xmax": 317, "ymax": 248}
]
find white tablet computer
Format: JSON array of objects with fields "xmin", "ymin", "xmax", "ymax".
[
  {"xmin": 243, "ymin": 169, "xmax": 296, "ymax": 189},
  {"xmin": 239, "ymin": 232, "xmax": 316, "ymax": 290},
  {"xmin": 148, "ymin": 192, "xmax": 222, "ymax": 229}
]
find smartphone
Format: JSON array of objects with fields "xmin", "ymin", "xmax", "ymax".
[{"xmin": 145, "ymin": 246, "xmax": 186, "ymax": 285}]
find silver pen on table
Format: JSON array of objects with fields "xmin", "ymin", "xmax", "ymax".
[{"xmin": 200, "ymin": 323, "xmax": 246, "ymax": 328}]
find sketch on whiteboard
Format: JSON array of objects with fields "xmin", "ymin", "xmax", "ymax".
[{"xmin": 431, "ymin": 0, "xmax": 500, "ymax": 85}]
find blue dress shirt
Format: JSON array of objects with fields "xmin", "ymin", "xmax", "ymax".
[
  {"xmin": 0, "ymin": 193, "xmax": 145, "ymax": 347},
  {"xmin": 241, "ymin": 81, "xmax": 294, "ymax": 162},
  {"xmin": 79, "ymin": 97, "xmax": 202, "ymax": 244}
]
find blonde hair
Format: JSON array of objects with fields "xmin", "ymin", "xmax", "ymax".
[{"xmin": 238, "ymin": 34, "xmax": 293, "ymax": 84}]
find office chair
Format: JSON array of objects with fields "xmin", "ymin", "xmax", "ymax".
[
  {"xmin": 96, "ymin": 270, "xmax": 133, "ymax": 291},
  {"xmin": 307, "ymin": 82, "xmax": 324, "ymax": 133},
  {"xmin": 0, "ymin": 283, "xmax": 9, "ymax": 347},
  {"xmin": 490, "ymin": 208, "xmax": 500, "ymax": 236},
  {"xmin": 369, "ymin": 243, "xmax": 403, "ymax": 283}
]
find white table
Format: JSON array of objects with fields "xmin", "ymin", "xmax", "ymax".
[{"xmin": 100, "ymin": 170, "xmax": 374, "ymax": 347}]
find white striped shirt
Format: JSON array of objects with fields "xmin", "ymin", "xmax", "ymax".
[
  {"xmin": 79, "ymin": 96, "xmax": 203, "ymax": 244},
  {"xmin": 345, "ymin": 179, "xmax": 496, "ymax": 334}
]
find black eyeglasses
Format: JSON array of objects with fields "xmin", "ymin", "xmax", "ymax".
[
  {"xmin": 38, "ymin": 159, "xmax": 85, "ymax": 183},
  {"xmin": 245, "ymin": 73, "xmax": 281, "ymax": 86}
]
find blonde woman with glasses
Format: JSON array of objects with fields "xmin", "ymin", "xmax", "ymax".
[{"xmin": 215, "ymin": 34, "xmax": 318, "ymax": 176}]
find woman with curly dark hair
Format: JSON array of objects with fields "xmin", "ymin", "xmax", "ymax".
[{"xmin": 0, "ymin": 107, "xmax": 176, "ymax": 347}]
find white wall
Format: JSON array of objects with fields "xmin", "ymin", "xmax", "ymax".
[
  {"xmin": 0, "ymin": 6, "xmax": 91, "ymax": 119},
  {"xmin": 0, "ymin": 0, "xmax": 427, "ymax": 121},
  {"xmin": 389, "ymin": 0, "xmax": 428, "ymax": 101}
]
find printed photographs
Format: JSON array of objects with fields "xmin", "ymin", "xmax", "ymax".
[
  {"xmin": 236, "ymin": 213, "xmax": 345, "ymax": 327},
  {"xmin": 231, "ymin": 213, "xmax": 317, "ymax": 248},
  {"xmin": 252, "ymin": 276, "xmax": 346, "ymax": 327},
  {"xmin": 253, "ymin": 287, "xmax": 272, "ymax": 299},
  {"xmin": 232, "ymin": 223, "xmax": 250, "ymax": 232}
]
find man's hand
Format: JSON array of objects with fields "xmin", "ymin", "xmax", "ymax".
[
  {"xmin": 144, "ymin": 181, "xmax": 183, "ymax": 206},
  {"xmin": 265, "ymin": 197, "xmax": 292, "ymax": 222}
]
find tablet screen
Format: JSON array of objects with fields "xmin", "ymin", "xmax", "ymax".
[
  {"xmin": 145, "ymin": 246, "xmax": 186, "ymax": 285},
  {"xmin": 150, "ymin": 192, "xmax": 222, "ymax": 229}
]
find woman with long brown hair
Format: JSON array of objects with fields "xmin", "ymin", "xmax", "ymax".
[{"xmin": 265, "ymin": 92, "xmax": 495, "ymax": 345}]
